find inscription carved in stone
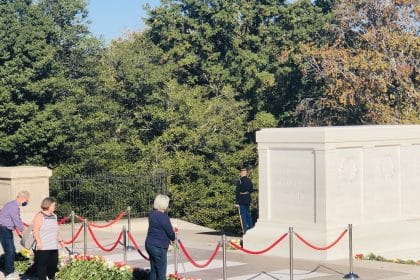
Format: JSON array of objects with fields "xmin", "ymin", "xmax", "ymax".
[{"xmin": 268, "ymin": 149, "xmax": 315, "ymax": 223}]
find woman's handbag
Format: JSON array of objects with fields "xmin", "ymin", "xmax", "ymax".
[{"xmin": 20, "ymin": 224, "xmax": 35, "ymax": 249}]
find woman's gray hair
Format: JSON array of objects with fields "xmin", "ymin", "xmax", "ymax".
[
  {"xmin": 17, "ymin": 190, "xmax": 29, "ymax": 198},
  {"xmin": 40, "ymin": 197, "xmax": 56, "ymax": 211},
  {"xmin": 153, "ymin": 194, "xmax": 170, "ymax": 211}
]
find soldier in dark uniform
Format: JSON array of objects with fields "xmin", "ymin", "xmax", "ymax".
[{"xmin": 235, "ymin": 168, "xmax": 253, "ymax": 234}]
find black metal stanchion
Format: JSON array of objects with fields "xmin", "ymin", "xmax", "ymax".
[
  {"xmin": 289, "ymin": 227, "xmax": 294, "ymax": 280},
  {"xmin": 71, "ymin": 211, "xmax": 75, "ymax": 254},
  {"xmin": 123, "ymin": 225, "xmax": 127, "ymax": 264},
  {"xmin": 344, "ymin": 224, "xmax": 359, "ymax": 279},
  {"xmin": 83, "ymin": 219, "xmax": 88, "ymax": 257},
  {"xmin": 222, "ymin": 234, "xmax": 227, "ymax": 280}
]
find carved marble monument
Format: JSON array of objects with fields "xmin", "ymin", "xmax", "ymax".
[{"xmin": 244, "ymin": 125, "xmax": 420, "ymax": 260}]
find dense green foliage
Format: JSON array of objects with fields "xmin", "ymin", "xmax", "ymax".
[
  {"xmin": 0, "ymin": 0, "xmax": 106, "ymax": 169},
  {"xmin": 146, "ymin": 0, "xmax": 330, "ymax": 124},
  {"xmin": 0, "ymin": 0, "xmax": 418, "ymax": 232},
  {"xmin": 296, "ymin": 0, "xmax": 419, "ymax": 125}
]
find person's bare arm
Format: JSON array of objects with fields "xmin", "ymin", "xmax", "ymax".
[{"xmin": 32, "ymin": 213, "xmax": 43, "ymax": 250}]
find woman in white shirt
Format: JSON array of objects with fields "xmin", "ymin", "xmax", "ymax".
[{"xmin": 32, "ymin": 197, "xmax": 64, "ymax": 280}]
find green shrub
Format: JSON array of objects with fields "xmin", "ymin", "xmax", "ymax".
[{"xmin": 56, "ymin": 256, "xmax": 132, "ymax": 280}]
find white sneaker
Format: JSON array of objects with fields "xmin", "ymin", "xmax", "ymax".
[{"xmin": 5, "ymin": 272, "xmax": 20, "ymax": 279}]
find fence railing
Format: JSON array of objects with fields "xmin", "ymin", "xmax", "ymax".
[{"xmin": 50, "ymin": 171, "xmax": 167, "ymax": 221}]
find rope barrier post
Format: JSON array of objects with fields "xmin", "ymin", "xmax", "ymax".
[
  {"xmin": 174, "ymin": 234, "xmax": 178, "ymax": 275},
  {"xmin": 126, "ymin": 206, "xmax": 134, "ymax": 251},
  {"xmin": 344, "ymin": 224, "xmax": 359, "ymax": 279},
  {"xmin": 83, "ymin": 219, "xmax": 88, "ymax": 257},
  {"xmin": 70, "ymin": 211, "xmax": 75, "ymax": 254},
  {"xmin": 123, "ymin": 225, "xmax": 127, "ymax": 264},
  {"xmin": 222, "ymin": 234, "xmax": 227, "ymax": 280},
  {"xmin": 289, "ymin": 227, "xmax": 294, "ymax": 280}
]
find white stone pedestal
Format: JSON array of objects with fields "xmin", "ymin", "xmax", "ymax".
[
  {"xmin": 244, "ymin": 125, "xmax": 420, "ymax": 260},
  {"xmin": 0, "ymin": 166, "xmax": 52, "ymax": 223}
]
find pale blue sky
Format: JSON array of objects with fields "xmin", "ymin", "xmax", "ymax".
[{"xmin": 88, "ymin": 0, "xmax": 160, "ymax": 42}]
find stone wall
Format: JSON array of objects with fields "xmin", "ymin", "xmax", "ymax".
[{"xmin": 0, "ymin": 166, "xmax": 51, "ymax": 223}]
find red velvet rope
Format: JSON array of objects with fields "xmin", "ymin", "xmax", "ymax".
[
  {"xmin": 178, "ymin": 239, "xmax": 220, "ymax": 268},
  {"xmin": 294, "ymin": 229, "xmax": 348, "ymax": 251},
  {"xmin": 15, "ymin": 221, "xmax": 29, "ymax": 237},
  {"xmin": 87, "ymin": 226, "xmax": 123, "ymax": 252},
  {"xmin": 229, "ymin": 233, "xmax": 288, "ymax": 255},
  {"xmin": 58, "ymin": 216, "xmax": 70, "ymax": 225},
  {"xmin": 75, "ymin": 216, "xmax": 83, "ymax": 222},
  {"xmin": 15, "ymin": 229, "xmax": 22, "ymax": 238},
  {"xmin": 63, "ymin": 225, "xmax": 84, "ymax": 245},
  {"xmin": 76, "ymin": 212, "xmax": 126, "ymax": 228},
  {"xmin": 127, "ymin": 231, "xmax": 150, "ymax": 260}
]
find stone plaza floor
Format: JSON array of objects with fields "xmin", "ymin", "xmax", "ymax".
[{"xmin": 1, "ymin": 218, "xmax": 420, "ymax": 279}]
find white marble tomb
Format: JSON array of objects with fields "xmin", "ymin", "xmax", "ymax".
[{"xmin": 244, "ymin": 125, "xmax": 420, "ymax": 260}]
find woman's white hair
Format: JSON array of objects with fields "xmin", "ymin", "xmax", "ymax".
[{"xmin": 153, "ymin": 194, "xmax": 170, "ymax": 211}]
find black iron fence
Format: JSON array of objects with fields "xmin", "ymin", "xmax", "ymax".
[{"xmin": 50, "ymin": 171, "xmax": 167, "ymax": 221}]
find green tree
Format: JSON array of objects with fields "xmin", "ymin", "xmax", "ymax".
[
  {"xmin": 147, "ymin": 81, "xmax": 255, "ymax": 231},
  {"xmin": 314, "ymin": 0, "xmax": 336, "ymax": 13},
  {"xmin": 296, "ymin": 0, "xmax": 420, "ymax": 125},
  {"xmin": 145, "ymin": 0, "xmax": 329, "ymax": 125},
  {"xmin": 0, "ymin": 0, "xmax": 105, "ymax": 167},
  {"xmin": 0, "ymin": 0, "xmax": 56, "ymax": 164},
  {"xmin": 101, "ymin": 32, "xmax": 259, "ymax": 231},
  {"xmin": 136, "ymin": 0, "xmax": 331, "ymax": 230}
]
